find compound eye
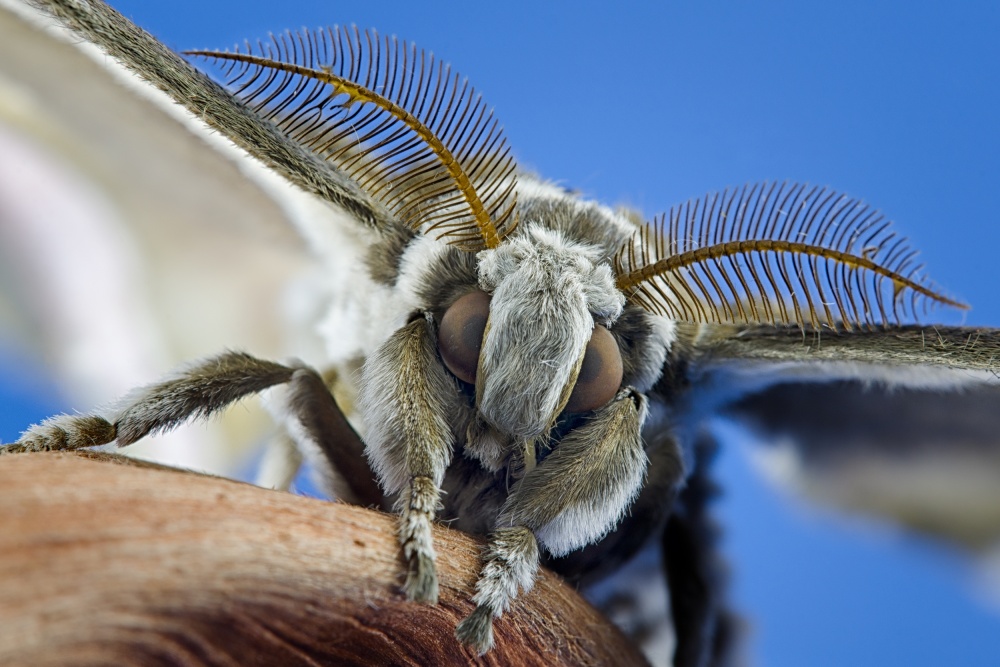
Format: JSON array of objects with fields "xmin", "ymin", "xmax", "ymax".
[
  {"xmin": 438, "ymin": 290, "xmax": 491, "ymax": 384},
  {"xmin": 564, "ymin": 325, "xmax": 623, "ymax": 414}
]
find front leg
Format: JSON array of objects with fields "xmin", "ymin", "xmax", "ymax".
[
  {"xmin": 456, "ymin": 526, "xmax": 540, "ymax": 652},
  {"xmin": 457, "ymin": 389, "xmax": 650, "ymax": 653},
  {"xmin": 359, "ymin": 313, "xmax": 462, "ymax": 603},
  {"xmin": 1, "ymin": 352, "xmax": 307, "ymax": 455}
]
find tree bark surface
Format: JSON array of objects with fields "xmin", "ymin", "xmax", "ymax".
[{"xmin": 0, "ymin": 451, "xmax": 648, "ymax": 666}]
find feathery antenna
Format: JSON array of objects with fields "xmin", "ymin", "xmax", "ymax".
[
  {"xmin": 614, "ymin": 182, "xmax": 966, "ymax": 330},
  {"xmin": 187, "ymin": 27, "xmax": 518, "ymax": 250}
]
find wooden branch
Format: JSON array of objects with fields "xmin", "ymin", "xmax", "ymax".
[{"xmin": 0, "ymin": 451, "xmax": 648, "ymax": 666}]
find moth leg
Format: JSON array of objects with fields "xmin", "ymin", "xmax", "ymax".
[
  {"xmin": 0, "ymin": 414, "xmax": 117, "ymax": 455},
  {"xmin": 662, "ymin": 434, "xmax": 735, "ymax": 667},
  {"xmin": 262, "ymin": 366, "xmax": 382, "ymax": 505},
  {"xmin": 457, "ymin": 389, "xmax": 649, "ymax": 653},
  {"xmin": 399, "ymin": 475, "xmax": 444, "ymax": 602},
  {"xmin": 0, "ymin": 352, "xmax": 322, "ymax": 459},
  {"xmin": 455, "ymin": 526, "xmax": 539, "ymax": 653},
  {"xmin": 359, "ymin": 314, "xmax": 461, "ymax": 604}
]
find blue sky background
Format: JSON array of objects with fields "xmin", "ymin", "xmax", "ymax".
[{"xmin": 2, "ymin": 1, "xmax": 999, "ymax": 665}]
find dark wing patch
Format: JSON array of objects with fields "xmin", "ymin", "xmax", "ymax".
[{"xmin": 726, "ymin": 379, "xmax": 1000, "ymax": 549}]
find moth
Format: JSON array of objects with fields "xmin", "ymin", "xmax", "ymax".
[{"xmin": 2, "ymin": 2, "xmax": 999, "ymax": 666}]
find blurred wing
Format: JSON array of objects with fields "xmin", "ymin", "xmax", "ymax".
[
  {"xmin": 0, "ymin": 1, "xmax": 368, "ymax": 471},
  {"xmin": 679, "ymin": 324, "xmax": 1000, "ymax": 549}
]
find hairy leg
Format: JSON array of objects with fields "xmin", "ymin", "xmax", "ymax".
[
  {"xmin": 263, "ymin": 366, "xmax": 382, "ymax": 505},
  {"xmin": 2, "ymin": 352, "xmax": 295, "ymax": 454},
  {"xmin": 360, "ymin": 315, "xmax": 463, "ymax": 603},
  {"xmin": 455, "ymin": 526, "xmax": 539, "ymax": 653}
]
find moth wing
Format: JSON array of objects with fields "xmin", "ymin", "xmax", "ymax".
[
  {"xmin": 679, "ymin": 324, "xmax": 1000, "ymax": 550},
  {"xmin": 0, "ymin": 3, "xmax": 362, "ymax": 472}
]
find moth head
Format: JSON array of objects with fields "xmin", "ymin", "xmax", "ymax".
[{"xmin": 437, "ymin": 226, "xmax": 625, "ymax": 438}]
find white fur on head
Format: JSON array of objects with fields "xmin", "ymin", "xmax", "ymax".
[{"xmin": 475, "ymin": 225, "xmax": 625, "ymax": 438}]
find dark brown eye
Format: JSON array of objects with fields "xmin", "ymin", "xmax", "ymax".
[
  {"xmin": 438, "ymin": 290, "xmax": 491, "ymax": 384},
  {"xmin": 564, "ymin": 325, "xmax": 623, "ymax": 414}
]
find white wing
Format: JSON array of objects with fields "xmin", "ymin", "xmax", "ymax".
[{"xmin": 0, "ymin": 0, "xmax": 365, "ymax": 472}]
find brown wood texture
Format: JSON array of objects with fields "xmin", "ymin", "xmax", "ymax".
[{"xmin": 0, "ymin": 451, "xmax": 648, "ymax": 666}]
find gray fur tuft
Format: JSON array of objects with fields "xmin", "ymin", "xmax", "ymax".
[
  {"xmin": 457, "ymin": 526, "xmax": 538, "ymax": 652},
  {"xmin": 358, "ymin": 317, "xmax": 462, "ymax": 494},
  {"xmin": 398, "ymin": 475, "xmax": 442, "ymax": 602},
  {"xmin": 471, "ymin": 527, "xmax": 540, "ymax": 613},
  {"xmin": 502, "ymin": 390, "xmax": 649, "ymax": 556},
  {"xmin": 475, "ymin": 225, "xmax": 626, "ymax": 438},
  {"xmin": 463, "ymin": 416, "xmax": 512, "ymax": 472}
]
